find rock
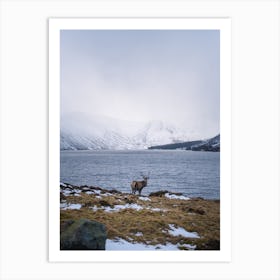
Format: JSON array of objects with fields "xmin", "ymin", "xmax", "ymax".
[
  {"xmin": 60, "ymin": 184, "xmax": 74, "ymax": 190},
  {"xmin": 60, "ymin": 219, "xmax": 74, "ymax": 233},
  {"xmin": 195, "ymin": 207, "xmax": 206, "ymax": 215},
  {"xmin": 192, "ymin": 197, "xmax": 205, "ymax": 201},
  {"xmin": 108, "ymin": 189, "xmax": 121, "ymax": 194},
  {"xmin": 149, "ymin": 190, "xmax": 184, "ymax": 197},
  {"xmin": 172, "ymin": 192, "xmax": 183, "ymax": 196},
  {"xmin": 99, "ymin": 200, "xmax": 111, "ymax": 207},
  {"xmin": 81, "ymin": 189, "xmax": 91, "ymax": 192},
  {"xmin": 60, "ymin": 219, "xmax": 107, "ymax": 250},
  {"xmin": 60, "ymin": 192, "xmax": 66, "ymax": 201},
  {"xmin": 181, "ymin": 206, "xmax": 206, "ymax": 215},
  {"xmin": 90, "ymin": 186, "xmax": 103, "ymax": 191},
  {"xmin": 83, "ymin": 201, "xmax": 95, "ymax": 207},
  {"xmin": 123, "ymin": 196, "xmax": 138, "ymax": 204},
  {"xmin": 149, "ymin": 190, "xmax": 168, "ymax": 197}
]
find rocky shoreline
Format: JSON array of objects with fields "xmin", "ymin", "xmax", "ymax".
[{"xmin": 60, "ymin": 183, "xmax": 220, "ymax": 250}]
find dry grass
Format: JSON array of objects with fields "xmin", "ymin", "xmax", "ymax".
[{"xmin": 60, "ymin": 186, "xmax": 220, "ymax": 250}]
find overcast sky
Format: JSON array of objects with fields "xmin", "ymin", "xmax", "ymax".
[{"xmin": 61, "ymin": 30, "xmax": 220, "ymax": 137}]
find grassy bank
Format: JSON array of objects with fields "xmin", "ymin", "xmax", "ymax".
[{"xmin": 60, "ymin": 184, "xmax": 220, "ymax": 250}]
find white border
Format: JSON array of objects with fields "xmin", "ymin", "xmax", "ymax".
[{"xmin": 49, "ymin": 18, "xmax": 231, "ymax": 262}]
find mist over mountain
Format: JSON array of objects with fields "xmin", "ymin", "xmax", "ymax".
[{"xmin": 60, "ymin": 112, "xmax": 205, "ymax": 150}]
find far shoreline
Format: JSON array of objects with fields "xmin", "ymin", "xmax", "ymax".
[{"xmin": 60, "ymin": 149, "xmax": 220, "ymax": 152}]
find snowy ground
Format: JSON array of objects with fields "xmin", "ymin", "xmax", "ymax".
[
  {"xmin": 88, "ymin": 203, "xmax": 166, "ymax": 213},
  {"xmin": 138, "ymin": 196, "xmax": 151, "ymax": 201},
  {"xmin": 165, "ymin": 193, "xmax": 190, "ymax": 200},
  {"xmin": 167, "ymin": 224, "xmax": 200, "ymax": 238},
  {"xmin": 90, "ymin": 203, "xmax": 143, "ymax": 212},
  {"xmin": 60, "ymin": 202, "xmax": 82, "ymax": 210},
  {"xmin": 106, "ymin": 238, "xmax": 196, "ymax": 251}
]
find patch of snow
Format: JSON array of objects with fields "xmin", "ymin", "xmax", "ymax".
[
  {"xmin": 168, "ymin": 224, "xmax": 200, "ymax": 238},
  {"xmin": 61, "ymin": 188, "xmax": 81, "ymax": 197},
  {"xmin": 103, "ymin": 206, "xmax": 121, "ymax": 212},
  {"xmin": 105, "ymin": 203, "xmax": 143, "ymax": 212},
  {"xmin": 60, "ymin": 202, "xmax": 68, "ymax": 209},
  {"xmin": 135, "ymin": 232, "xmax": 143, "ymax": 237},
  {"xmin": 101, "ymin": 192, "xmax": 112, "ymax": 197},
  {"xmin": 138, "ymin": 196, "xmax": 151, "ymax": 201},
  {"xmin": 149, "ymin": 207, "xmax": 164, "ymax": 212},
  {"xmin": 89, "ymin": 203, "xmax": 165, "ymax": 213},
  {"xmin": 90, "ymin": 203, "xmax": 143, "ymax": 213},
  {"xmin": 83, "ymin": 189, "xmax": 108, "ymax": 195},
  {"xmin": 106, "ymin": 238, "xmax": 184, "ymax": 251},
  {"xmin": 85, "ymin": 191, "xmax": 95, "ymax": 194},
  {"xmin": 179, "ymin": 244, "xmax": 197, "ymax": 250},
  {"xmin": 89, "ymin": 206, "xmax": 99, "ymax": 211},
  {"xmin": 74, "ymin": 190, "xmax": 82, "ymax": 196},
  {"xmin": 60, "ymin": 182, "xmax": 67, "ymax": 187},
  {"xmin": 61, "ymin": 189, "xmax": 72, "ymax": 196},
  {"xmin": 127, "ymin": 204, "xmax": 143, "ymax": 211},
  {"xmin": 61, "ymin": 203, "xmax": 82, "ymax": 210},
  {"xmin": 165, "ymin": 193, "xmax": 190, "ymax": 200}
]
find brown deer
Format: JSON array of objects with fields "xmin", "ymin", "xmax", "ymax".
[{"xmin": 131, "ymin": 174, "xmax": 149, "ymax": 195}]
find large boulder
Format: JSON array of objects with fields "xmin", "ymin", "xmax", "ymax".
[{"xmin": 60, "ymin": 219, "xmax": 107, "ymax": 250}]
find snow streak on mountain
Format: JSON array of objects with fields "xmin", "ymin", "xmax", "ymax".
[{"xmin": 60, "ymin": 113, "xmax": 201, "ymax": 150}]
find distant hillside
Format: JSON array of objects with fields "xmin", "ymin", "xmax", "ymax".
[
  {"xmin": 148, "ymin": 140, "xmax": 203, "ymax": 150},
  {"xmin": 148, "ymin": 134, "xmax": 220, "ymax": 152},
  {"xmin": 191, "ymin": 134, "xmax": 220, "ymax": 152},
  {"xmin": 60, "ymin": 112, "xmax": 202, "ymax": 150}
]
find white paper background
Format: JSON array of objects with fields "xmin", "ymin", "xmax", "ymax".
[
  {"xmin": 49, "ymin": 17, "xmax": 231, "ymax": 263},
  {"xmin": 0, "ymin": 0, "xmax": 279, "ymax": 279}
]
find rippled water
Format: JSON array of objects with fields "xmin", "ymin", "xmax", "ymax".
[{"xmin": 60, "ymin": 150, "xmax": 220, "ymax": 199}]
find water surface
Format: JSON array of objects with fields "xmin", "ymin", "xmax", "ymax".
[{"xmin": 60, "ymin": 150, "xmax": 220, "ymax": 199}]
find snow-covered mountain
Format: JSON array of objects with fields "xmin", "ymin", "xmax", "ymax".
[
  {"xmin": 132, "ymin": 120, "xmax": 193, "ymax": 149},
  {"xmin": 60, "ymin": 112, "xmax": 197, "ymax": 150}
]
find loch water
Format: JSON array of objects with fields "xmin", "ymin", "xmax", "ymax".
[{"xmin": 60, "ymin": 150, "xmax": 220, "ymax": 199}]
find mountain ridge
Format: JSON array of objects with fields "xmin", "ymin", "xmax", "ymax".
[{"xmin": 60, "ymin": 112, "xmax": 218, "ymax": 150}]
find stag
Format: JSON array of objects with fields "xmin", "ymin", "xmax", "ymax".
[{"xmin": 131, "ymin": 174, "xmax": 149, "ymax": 195}]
